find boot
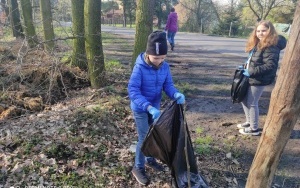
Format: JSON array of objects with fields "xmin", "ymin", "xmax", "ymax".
[{"xmin": 170, "ymin": 43, "xmax": 174, "ymax": 51}]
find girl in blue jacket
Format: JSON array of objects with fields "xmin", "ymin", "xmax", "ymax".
[{"xmin": 128, "ymin": 31, "xmax": 185, "ymax": 185}]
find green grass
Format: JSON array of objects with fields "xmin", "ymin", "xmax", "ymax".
[
  {"xmin": 0, "ymin": 27, "xmax": 15, "ymax": 42},
  {"xmin": 102, "ymin": 32, "xmax": 125, "ymax": 44},
  {"xmin": 195, "ymin": 127, "xmax": 204, "ymax": 134},
  {"xmin": 194, "ymin": 135, "xmax": 214, "ymax": 155},
  {"xmin": 174, "ymin": 82, "xmax": 198, "ymax": 97},
  {"xmin": 105, "ymin": 60, "xmax": 123, "ymax": 72},
  {"xmin": 22, "ymin": 136, "xmax": 42, "ymax": 155},
  {"xmin": 195, "ymin": 145, "xmax": 212, "ymax": 155},
  {"xmin": 45, "ymin": 143, "xmax": 75, "ymax": 160},
  {"xmin": 103, "ymin": 23, "xmax": 136, "ymax": 28},
  {"xmin": 194, "ymin": 136, "xmax": 213, "ymax": 145}
]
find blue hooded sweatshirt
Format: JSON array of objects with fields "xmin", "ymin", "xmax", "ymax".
[{"xmin": 128, "ymin": 53, "xmax": 179, "ymax": 112}]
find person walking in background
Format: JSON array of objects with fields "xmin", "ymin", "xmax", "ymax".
[
  {"xmin": 128, "ymin": 31, "xmax": 185, "ymax": 185},
  {"xmin": 237, "ymin": 20, "xmax": 286, "ymax": 136},
  {"xmin": 165, "ymin": 7, "xmax": 178, "ymax": 51}
]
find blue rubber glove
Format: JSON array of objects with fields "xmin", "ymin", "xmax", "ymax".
[
  {"xmin": 243, "ymin": 69, "xmax": 250, "ymax": 77},
  {"xmin": 148, "ymin": 107, "xmax": 161, "ymax": 120},
  {"xmin": 174, "ymin": 92, "xmax": 185, "ymax": 104}
]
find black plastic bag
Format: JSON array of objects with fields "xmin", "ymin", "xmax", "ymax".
[
  {"xmin": 141, "ymin": 101, "xmax": 209, "ymax": 188},
  {"xmin": 231, "ymin": 68, "xmax": 249, "ymax": 103}
]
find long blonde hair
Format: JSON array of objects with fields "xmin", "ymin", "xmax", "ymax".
[{"xmin": 245, "ymin": 20, "xmax": 278, "ymax": 52}]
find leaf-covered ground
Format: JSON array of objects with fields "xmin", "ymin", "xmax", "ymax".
[{"xmin": 0, "ymin": 34, "xmax": 299, "ymax": 188}]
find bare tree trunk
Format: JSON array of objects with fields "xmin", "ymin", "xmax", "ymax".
[
  {"xmin": 156, "ymin": 1, "xmax": 163, "ymax": 29},
  {"xmin": 9, "ymin": 0, "xmax": 23, "ymax": 38},
  {"xmin": 84, "ymin": 0, "xmax": 106, "ymax": 88},
  {"xmin": 246, "ymin": 2, "xmax": 300, "ymax": 187},
  {"xmin": 122, "ymin": 0, "xmax": 127, "ymax": 27},
  {"xmin": 40, "ymin": 0, "xmax": 55, "ymax": 51},
  {"xmin": 71, "ymin": 0, "xmax": 87, "ymax": 70},
  {"xmin": 20, "ymin": 0, "xmax": 38, "ymax": 48},
  {"xmin": 131, "ymin": 0, "xmax": 154, "ymax": 67}
]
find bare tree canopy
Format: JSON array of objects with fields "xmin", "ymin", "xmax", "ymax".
[{"xmin": 245, "ymin": 0, "xmax": 294, "ymax": 21}]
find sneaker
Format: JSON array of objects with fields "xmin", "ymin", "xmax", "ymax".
[
  {"xmin": 239, "ymin": 127, "xmax": 260, "ymax": 136},
  {"xmin": 145, "ymin": 160, "xmax": 164, "ymax": 171},
  {"xmin": 131, "ymin": 167, "xmax": 150, "ymax": 185},
  {"xmin": 237, "ymin": 122, "xmax": 250, "ymax": 129}
]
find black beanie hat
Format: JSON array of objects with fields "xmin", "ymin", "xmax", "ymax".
[{"xmin": 146, "ymin": 31, "xmax": 168, "ymax": 55}]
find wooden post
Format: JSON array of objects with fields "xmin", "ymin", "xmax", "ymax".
[{"xmin": 246, "ymin": 1, "xmax": 300, "ymax": 187}]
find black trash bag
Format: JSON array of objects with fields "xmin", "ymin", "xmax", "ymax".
[
  {"xmin": 141, "ymin": 101, "xmax": 209, "ymax": 188},
  {"xmin": 231, "ymin": 68, "xmax": 249, "ymax": 103}
]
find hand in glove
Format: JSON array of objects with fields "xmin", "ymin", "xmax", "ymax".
[
  {"xmin": 243, "ymin": 69, "xmax": 250, "ymax": 77},
  {"xmin": 148, "ymin": 106, "xmax": 161, "ymax": 120},
  {"xmin": 174, "ymin": 92, "xmax": 185, "ymax": 104}
]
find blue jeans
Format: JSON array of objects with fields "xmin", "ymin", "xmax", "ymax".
[
  {"xmin": 167, "ymin": 31, "xmax": 176, "ymax": 46},
  {"xmin": 133, "ymin": 111, "xmax": 156, "ymax": 169}
]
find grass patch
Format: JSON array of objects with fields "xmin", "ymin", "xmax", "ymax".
[
  {"xmin": 195, "ymin": 136, "xmax": 213, "ymax": 145},
  {"xmin": 175, "ymin": 82, "xmax": 197, "ymax": 95},
  {"xmin": 0, "ymin": 27, "xmax": 14, "ymax": 42},
  {"xmin": 102, "ymin": 32, "xmax": 125, "ymax": 44},
  {"xmin": 22, "ymin": 136, "xmax": 43, "ymax": 155},
  {"xmin": 195, "ymin": 127, "xmax": 204, "ymax": 134},
  {"xmin": 105, "ymin": 60, "xmax": 123, "ymax": 72},
  {"xmin": 45, "ymin": 143, "xmax": 75, "ymax": 160},
  {"xmin": 194, "ymin": 136, "xmax": 213, "ymax": 155},
  {"xmin": 51, "ymin": 171, "xmax": 95, "ymax": 187}
]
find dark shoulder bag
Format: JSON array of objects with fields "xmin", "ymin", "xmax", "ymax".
[{"xmin": 231, "ymin": 49, "xmax": 254, "ymax": 103}]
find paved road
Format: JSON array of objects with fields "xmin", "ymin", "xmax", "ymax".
[
  {"xmin": 101, "ymin": 25, "xmax": 285, "ymax": 58},
  {"xmin": 101, "ymin": 25, "xmax": 248, "ymax": 57}
]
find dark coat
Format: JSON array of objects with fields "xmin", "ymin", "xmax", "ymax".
[{"xmin": 248, "ymin": 35, "xmax": 287, "ymax": 86}]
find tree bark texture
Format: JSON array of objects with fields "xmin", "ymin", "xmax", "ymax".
[
  {"xmin": 9, "ymin": 0, "xmax": 23, "ymax": 38},
  {"xmin": 71, "ymin": 0, "xmax": 87, "ymax": 70},
  {"xmin": 40, "ymin": 0, "xmax": 55, "ymax": 51},
  {"xmin": 122, "ymin": 0, "xmax": 127, "ymax": 27},
  {"xmin": 131, "ymin": 0, "xmax": 155, "ymax": 67},
  {"xmin": 246, "ymin": 1, "xmax": 300, "ymax": 187},
  {"xmin": 20, "ymin": 0, "xmax": 37, "ymax": 48},
  {"xmin": 84, "ymin": 0, "xmax": 106, "ymax": 88}
]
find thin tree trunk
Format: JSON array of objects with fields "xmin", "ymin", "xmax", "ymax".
[
  {"xmin": 40, "ymin": 0, "xmax": 55, "ymax": 51},
  {"xmin": 156, "ymin": 1, "xmax": 162, "ymax": 29},
  {"xmin": 20, "ymin": 0, "xmax": 37, "ymax": 48},
  {"xmin": 131, "ymin": 0, "xmax": 154, "ymax": 67},
  {"xmin": 246, "ymin": 2, "xmax": 300, "ymax": 187},
  {"xmin": 71, "ymin": 0, "xmax": 87, "ymax": 70},
  {"xmin": 9, "ymin": 0, "xmax": 23, "ymax": 38},
  {"xmin": 122, "ymin": 0, "xmax": 127, "ymax": 27},
  {"xmin": 84, "ymin": 0, "xmax": 106, "ymax": 88}
]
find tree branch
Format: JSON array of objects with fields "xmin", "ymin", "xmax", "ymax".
[
  {"xmin": 39, "ymin": 36, "xmax": 78, "ymax": 44},
  {"xmin": 246, "ymin": 0, "xmax": 261, "ymax": 20}
]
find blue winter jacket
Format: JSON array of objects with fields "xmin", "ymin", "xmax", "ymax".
[{"xmin": 128, "ymin": 53, "xmax": 179, "ymax": 112}]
